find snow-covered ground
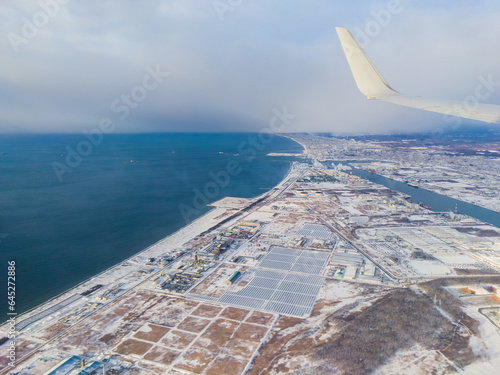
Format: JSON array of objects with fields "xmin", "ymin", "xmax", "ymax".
[
  {"xmin": 409, "ymin": 260, "xmax": 454, "ymax": 276},
  {"xmin": 463, "ymin": 307, "xmax": 500, "ymax": 374}
]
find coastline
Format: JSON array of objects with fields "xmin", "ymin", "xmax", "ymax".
[
  {"xmin": 280, "ymin": 133, "xmax": 308, "ymax": 154},
  {"xmin": 1, "ymin": 206, "xmax": 220, "ymax": 326},
  {"xmin": 1, "ymin": 138, "xmax": 302, "ymax": 330}
]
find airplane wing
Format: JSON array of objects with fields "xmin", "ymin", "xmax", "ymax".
[{"xmin": 336, "ymin": 27, "xmax": 500, "ymax": 124}]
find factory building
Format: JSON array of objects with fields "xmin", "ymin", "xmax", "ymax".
[
  {"xmin": 44, "ymin": 356, "xmax": 82, "ymax": 375},
  {"xmin": 330, "ymin": 252, "xmax": 365, "ymax": 267},
  {"xmin": 225, "ymin": 271, "xmax": 241, "ymax": 285}
]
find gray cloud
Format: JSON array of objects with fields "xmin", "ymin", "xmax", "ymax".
[{"xmin": 1, "ymin": 0, "xmax": 500, "ymax": 134}]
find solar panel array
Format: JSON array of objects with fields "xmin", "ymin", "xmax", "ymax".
[
  {"xmin": 216, "ymin": 268, "xmax": 324, "ymax": 317},
  {"xmin": 257, "ymin": 246, "xmax": 330, "ymax": 275},
  {"xmin": 297, "ymin": 224, "xmax": 337, "ymax": 240},
  {"xmin": 186, "ymin": 247, "xmax": 329, "ymax": 318}
]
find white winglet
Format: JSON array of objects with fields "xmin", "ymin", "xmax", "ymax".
[{"xmin": 336, "ymin": 27, "xmax": 500, "ymax": 124}]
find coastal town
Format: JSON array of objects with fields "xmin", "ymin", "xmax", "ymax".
[{"xmin": 2, "ymin": 134, "xmax": 500, "ymax": 374}]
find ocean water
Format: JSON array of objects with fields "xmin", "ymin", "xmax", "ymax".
[{"xmin": 0, "ymin": 133, "xmax": 302, "ymax": 316}]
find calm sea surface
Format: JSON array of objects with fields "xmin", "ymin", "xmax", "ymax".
[{"xmin": 0, "ymin": 133, "xmax": 302, "ymax": 316}]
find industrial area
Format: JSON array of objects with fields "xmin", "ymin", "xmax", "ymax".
[{"xmin": 2, "ymin": 134, "xmax": 500, "ymax": 374}]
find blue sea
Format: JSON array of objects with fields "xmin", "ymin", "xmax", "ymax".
[{"xmin": 0, "ymin": 133, "xmax": 302, "ymax": 317}]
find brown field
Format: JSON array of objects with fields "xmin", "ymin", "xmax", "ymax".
[
  {"xmin": 226, "ymin": 337, "xmax": 260, "ymax": 358},
  {"xmin": 177, "ymin": 316, "xmax": 211, "ymax": 333},
  {"xmin": 219, "ymin": 307, "xmax": 250, "ymax": 321},
  {"xmin": 114, "ymin": 339, "xmax": 153, "ymax": 356},
  {"xmin": 98, "ymin": 333, "xmax": 116, "ymax": 345},
  {"xmin": 311, "ymin": 299, "xmax": 339, "ymax": 317},
  {"xmin": 124, "ymin": 369, "xmax": 143, "ymax": 375},
  {"xmin": 232, "ymin": 323, "xmax": 268, "ymax": 342},
  {"xmin": 133, "ymin": 360, "xmax": 167, "ymax": 374},
  {"xmin": 5, "ymin": 286, "xmax": 280, "ymax": 374},
  {"xmin": 64, "ymin": 290, "xmax": 201, "ymax": 354},
  {"xmin": 245, "ymin": 311, "xmax": 274, "ymax": 326},
  {"xmin": 191, "ymin": 304, "xmax": 224, "ymax": 318},
  {"xmin": 160, "ymin": 330, "xmax": 198, "ymax": 350},
  {"xmin": 163, "ymin": 369, "xmax": 185, "ymax": 375},
  {"xmin": 173, "ymin": 348, "xmax": 217, "ymax": 374},
  {"xmin": 34, "ymin": 321, "xmax": 69, "ymax": 340},
  {"xmin": 275, "ymin": 316, "xmax": 303, "ymax": 329},
  {"xmin": 192, "ymin": 319, "xmax": 239, "ymax": 352},
  {"xmin": 0, "ymin": 338, "xmax": 40, "ymax": 368},
  {"xmin": 60, "ymin": 323, "xmax": 103, "ymax": 349},
  {"xmin": 205, "ymin": 355, "xmax": 247, "ymax": 375},
  {"xmin": 133, "ymin": 323, "xmax": 170, "ymax": 342},
  {"xmin": 143, "ymin": 346, "xmax": 181, "ymax": 365},
  {"xmin": 69, "ymin": 317, "xmax": 137, "ymax": 352},
  {"xmin": 147, "ymin": 296, "xmax": 200, "ymax": 327}
]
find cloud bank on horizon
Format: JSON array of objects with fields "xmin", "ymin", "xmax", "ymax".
[{"xmin": 1, "ymin": 0, "xmax": 500, "ymax": 134}]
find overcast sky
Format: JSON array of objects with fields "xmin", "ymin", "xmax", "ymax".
[{"xmin": 2, "ymin": 0, "xmax": 500, "ymax": 134}]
